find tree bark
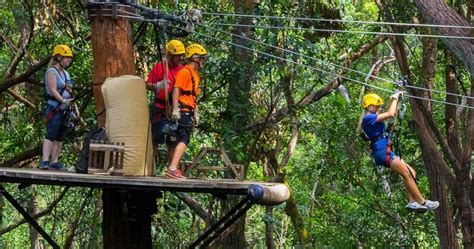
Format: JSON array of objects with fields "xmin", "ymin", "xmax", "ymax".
[
  {"xmin": 414, "ymin": 0, "xmax": 474, "ymax": 75},
  {"xmin": 376, "ymin": 1, "xmax": 472, "ymax": 247},
  {"xmin": 413, "ymin": 1, "xmax": 474, "ymax": 247},
  {"xmin": 27, "ymin": 186, "xmax": 42, "ymax": 249},
  {"xmin": 88, "ymin": 5, "xmax": 159, "ymax": 249},
  {"xmin": 89, "ymin": 9, "xmax": 136, "ymax": 128},
  {"xmin": 225, "ymin": 0, "xmax": 256, "ymax": 127},
  {"xmin": 221, "ymin": 1, "xmax": 257, "ymax": 248},
  {"xmin": 264, "ymin": 206, "xmax": 275, "ymax": 249}
]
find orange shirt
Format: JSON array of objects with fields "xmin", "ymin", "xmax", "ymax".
[{"xmin": 175, "ymin": 65, "xmax": 200, "ymax": 110}]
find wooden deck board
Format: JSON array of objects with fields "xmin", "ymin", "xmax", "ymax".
[{"xmin": 0, "ymin": 168, "xmax": 279, "ymax": 195}]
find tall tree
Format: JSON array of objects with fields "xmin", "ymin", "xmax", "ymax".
[
  {"xmin": 378, "ymin": 0, "xmax": 473, "ymax": 247},
  {"xmin": 222, "ymin": 1, "xmax": 257, "ymax": 247}
]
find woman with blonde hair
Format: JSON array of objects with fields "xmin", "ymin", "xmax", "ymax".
[
  {"xmin": 361, "ymin": 91, "xmax": 439, "ymax": 212},
  {"xmin": 40, "ymin": 44, "xmax": 74, "ymax": 170}
]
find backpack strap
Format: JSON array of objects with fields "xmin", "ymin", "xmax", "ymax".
[{"xmin": 46, "ymin": 67, "xmax": 72, "ymax": 103}]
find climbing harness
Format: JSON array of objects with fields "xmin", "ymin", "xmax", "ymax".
[
  {"xmin": 178, "ymin": 67, "xmax": 197, "ymax": 113},
  {"xmin": 153, "ymin": 23, "xmax": 179, "ymax": 139}
]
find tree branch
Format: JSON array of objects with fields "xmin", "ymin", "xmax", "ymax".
[
  {"xmin": 0, "ymin": 56, "xmax": 51, "ymax": 93},
  {"xmin": 0, "ymin": 187, "xmax": 70, "ymax": 235},
  {"xmin": 7, "ymin": 88, "xmax": 36, "ymax": 109},
  {"xmin": 173, "ymin": 193, "xmax": 216, "ymax": 224},
  {"xmin": 244, "ymin": 35, "xmax": 388, "ymax": 131},
  {"xmin": 0, "ymin": 143, "xmax": 41, "ymax": 168}
]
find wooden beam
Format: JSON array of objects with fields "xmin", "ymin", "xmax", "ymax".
[{"xmin": 0, "ymin": 168, "xmax": 286, "ymax": 195}]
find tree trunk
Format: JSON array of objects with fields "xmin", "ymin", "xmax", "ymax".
[
  {"xmin": 264, "ymin": 206, "xmax": 275, "ymax": 249},
  {"xmin": 378, "ymin": 1, "xmax": 473, "ymax": 246},
  {"xmin": 413, "ymin": 1, "xmax": 474, "ymax": 247},
  {"xmin": 225, "ymin": 0, "xmax": 256, "ymax": 127},
  {"xmin": 414, "ymin": 0, "xmax": 474, "ymax": 75},
  {"xmin": 88, "ymin": 4, "xmax": 159, "ymax": 248},
  {"xmin": 102, "ymin": 190, "xmax": 158, "ymax": 249},
  {"xmin": 89, "ymin": 7, "xmax": 136, "ymax": 128},
  {"xmin": 221, "ymin": 1, "xmax": 257, "ymax": 248},
  {"xmin": 28, "ymin": 186, "xmax": 42, "ymax": 249}
]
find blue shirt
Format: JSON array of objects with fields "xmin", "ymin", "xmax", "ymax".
[
  {"xmin": 362, "ymin": 113, "xmax": 388, "ymax": 150},
  {"xmin": 45, "ymin": 67, "xmax": 72, "ymax": 109}
]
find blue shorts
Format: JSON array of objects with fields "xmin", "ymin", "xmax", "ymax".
[
  {"xmin": 372, "ymin": 149, "xmax": 397, "ymax": 167},
  {"xmin": 45, "ymin": 105, "xmax": 67, "ymax": 142}
]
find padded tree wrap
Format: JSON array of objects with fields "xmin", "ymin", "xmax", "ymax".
[
  {"xmin": 248, "ymin": 184, "xmax": 290, "ymax": 206},
  {"xmin": 102, "ymin": 75, "xmax": 154, "ymax": 176}
]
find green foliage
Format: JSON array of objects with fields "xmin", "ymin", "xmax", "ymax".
[{"xmin": 2, "ymin": 0, "xmax": 463, "ymax": 247}]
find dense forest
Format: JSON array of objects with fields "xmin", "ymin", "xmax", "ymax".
[{"xmin": 0, "ymin": 0, "xmax": 473, "ymax": 248}]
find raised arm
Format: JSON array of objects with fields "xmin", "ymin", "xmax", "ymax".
[{"xmin": 376, "ymin": 91, "xmax": 403, "ymax": 122}]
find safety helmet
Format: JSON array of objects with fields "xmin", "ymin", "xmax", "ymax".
[
  {"xmin": 185, "ymin": 43, "xmax": 208, "ymax": 59},
  {"xmin": 166, "ymin": 40, "xmax": 185, "ymax": 55},
  {"xmin": 52, "ymin": 44, "xmax": 73, "ymax": 57},
  {"xmin": 362, "ymin": 93, "xmax": 384, "ymax": 108}
]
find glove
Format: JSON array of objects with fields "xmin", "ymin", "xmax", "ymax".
[
  {"xmin": 390, "ymin": 91, "xmax": 403, "ymax": 100},
  {"xmin": 62, "ymin": 98, "xmax": 73, "ymax": 107},
  {"xmin": 171, "ymin": 107, "xmax": 181, "ymax": 120},
  {"xmin": 154, "ymin": 79, "xmax": 170, "ymax": 91},
  {"xmin": 194, "ymin": 111, "xmax": 200, "ymax": 126}
]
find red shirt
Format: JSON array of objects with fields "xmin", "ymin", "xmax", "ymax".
[{"xmin": 146, "ymin": 62, "xmax": 184, "ymax": 109}]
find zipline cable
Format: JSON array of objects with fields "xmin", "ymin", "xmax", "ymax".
[
  {"xmin": 203, "ymin": 12, "xmax": 474, "ymax": 30},
  {"xmin": 198, "ymin": 22, "xmax": 474, "ymax": 101},
  {"xmin": 169, "ymin": 24, "xmax": 474, "ymax": 109},
  {"xmin": 93, "ymin": 7, "xmax": 473, "ymax": 109},
  {"xmin": 117, "ymin": 10, "xmax": 473, "ymax": 102},
  {"xmin": 207, "ymin": 22, "xmax": 474, "ymax": 40}
]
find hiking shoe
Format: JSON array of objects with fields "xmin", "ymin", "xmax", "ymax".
[
  {"xmin": 165, "ymin": 168, "xmax": 186, "ymax": 180},
  {"xmin": 423, "ymin": 200, "xmax": 439, "ymax": 211},
  {"xmin": 406, "ymin": 202, "xmax": 427, "ymax": 213},
  {"xmin": 50, "ymin": 162, "xmax": 67, "ymax": 171},
  {"xmin": 39, "ymin": 161, "xmax": 49, "ymax": 170}
]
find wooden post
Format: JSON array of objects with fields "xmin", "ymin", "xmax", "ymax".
[{"xmin": 87, "ymin": 2, "xmax": 158, "ymax": 248}]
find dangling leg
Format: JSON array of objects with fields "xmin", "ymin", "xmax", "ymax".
[
  {"xmin": 390, "ymin": 157, "xmax": 425, "ymax": 204},
  {"xmin": 404, "ymin": 163, "xmax": 418, "ymax": 202}
]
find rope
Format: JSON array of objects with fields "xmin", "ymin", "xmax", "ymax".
[
  {"xmin": 123, "ymin": 10, "xmax": 474, "ymax": 101},
  {"xmin": 202, "ymin": 12, "xmax": 474, "ymax": 30},
  {"xmin": 207, "ymin": 22, "xmax": 474, "ymax": 40},
  {"xmin": 173, "ymin": 24, "xmax": 474, "ymax": 109},
  {"xmin": 198, "ymin": 22, "xmax": 474, "ymax": 101}
]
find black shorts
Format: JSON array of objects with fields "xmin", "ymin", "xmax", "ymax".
[
  {"xmin": 168, "ymin": 112, "xmax": 193, "ymax": 147},
  {"xmin": 151, "ymin": 111, "xmax": 167, "ymax": 144}
]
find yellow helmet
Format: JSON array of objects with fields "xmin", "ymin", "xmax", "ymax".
[
  {"xmin": 185, "ymin": 43, "xmax": 208, "ymax": 59},
  {"xmin": 362, "ymin": 93, "xmax": 384, "ymax": 108},
  {"xmin": 166, "ymin": 40, "xmax": 185, "ymax": 55},
  {"xmin": 52, "ymin": 44, "xmax": 73, "ymax": 57}
]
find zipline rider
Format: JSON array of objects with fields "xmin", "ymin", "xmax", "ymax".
[
  {"xmin": 146, "ymin": 39, "xmax": 186, "ymax": 161},
  {"xmin": 165, "ymin": 43, "xmax": 208, "ymax": 179},
  {"xmin": 361, "ymin": 92, "xmax": 439, "ymax": 212},
  {"xmin": 40, "ymin": 45, "xmax": 74, "ymax": 171}
]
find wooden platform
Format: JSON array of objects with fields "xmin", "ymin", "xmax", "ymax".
[{"xmin": 0, "ymin": 168, "xmax": 282, "ymax": 195}]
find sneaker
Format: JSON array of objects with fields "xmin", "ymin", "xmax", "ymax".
[
  {"xmin": 406, "ymin": 202, "xmax": 428, "ymax": 213},
  {"xmin": 39, "ymin": 161, "xmax": 49, "ymax": 170},
  {"xmin": 423, "ymin": 200, "xmax": 439, "ymax": 210},
  {"xmin": 50, "ymin": 162, "xmax": 67, "ymax": 171},
  {"xmin": 165, "ymin": 168, "xmax": 186, "ymax": 180}
]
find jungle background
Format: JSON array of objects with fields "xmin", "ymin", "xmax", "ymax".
[{"xmin": 0, "ymin": 0, "xmax": 472, "ymax": 248}]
